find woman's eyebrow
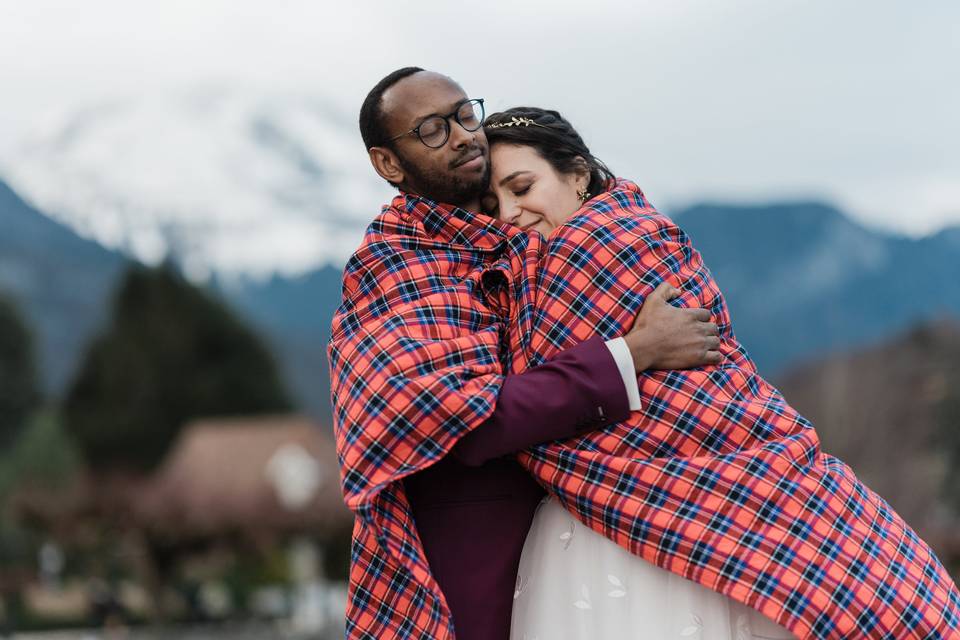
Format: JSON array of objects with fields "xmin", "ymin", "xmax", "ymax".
[{"xmin": 498, "ymin": 171, "xmax": 531, "ymax": 187}]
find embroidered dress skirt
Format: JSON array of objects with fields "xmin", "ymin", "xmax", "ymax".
[{"xmin": 510, "ymin": 497, "xmax": 797, "ymax": 639}]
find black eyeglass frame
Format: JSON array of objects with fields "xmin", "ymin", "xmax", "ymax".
[{"xmin": 385, "ymin": 98, "xmax": 485, "ymax": 149}]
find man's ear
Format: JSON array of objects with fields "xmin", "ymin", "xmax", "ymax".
[{"xmin": 369, "ymin": 146, "xmax": 405, "ymax": 185}]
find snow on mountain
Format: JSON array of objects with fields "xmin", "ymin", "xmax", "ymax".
[{"xmin": 0, "ymin": 88, "xmax": 394, "ymax": 279}]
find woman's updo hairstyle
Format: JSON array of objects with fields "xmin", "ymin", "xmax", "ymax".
[{"xmin": 484, "ymin": 107, "xmax": 615, "ymax": 198}]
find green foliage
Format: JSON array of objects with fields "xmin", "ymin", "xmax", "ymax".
[
  {"xmin": 220, "ymin": 545, "xmax": 291, "ymax": 611},
  {"xmin": 0, "ymin": 516, "xmax": 32, "ymax": 570},
  {"xmin": 0, "ymin": 292, "xmax": 40, "ymax": 448},
  {"xmin": 323, "ymin": 524, "xmax": 354, "ymax": 582},
  {"xmin": 0, "ymin": 410, "xmax": 81, "ymax": 573},
  {"xmin": 1, "ymin": 410, "xmax": 81, "ymax": 491},
  {"xmin": 939, "ymin": 367, "xmax": 960, "ymax": 510},
  {"xmin": 63, "ymin": 264, "xmax": 293, "ymax": 472}
]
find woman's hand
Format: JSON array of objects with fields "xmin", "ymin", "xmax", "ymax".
[{"xmin": 623, "ymin": 282, "xmax": 722, "ymax": 372}]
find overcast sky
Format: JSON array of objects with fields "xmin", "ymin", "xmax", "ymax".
[{"xmin": 2, "ymin": 0, "xmax": 958, "ymax": 245}]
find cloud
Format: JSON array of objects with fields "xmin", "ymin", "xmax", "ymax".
[
  {"xmin": 1, "ymin": 0, "xmax": 957, "ymax": 274},
  {"xmin": 2, "ymin": 89, "xmax": 390, "ymax": 276}
]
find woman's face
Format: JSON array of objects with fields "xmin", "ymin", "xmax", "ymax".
[{"xmin": 487, "ymin": 143, "xmax": 588, "ymax": 236}]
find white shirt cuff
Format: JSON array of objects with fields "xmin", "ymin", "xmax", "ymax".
[{"xmin": 604, "ymin": 337, "xmax": 642, "ymax": 412}]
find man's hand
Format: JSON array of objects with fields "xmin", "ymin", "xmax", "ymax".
[{"xmin": 623, "ymin": 282, "xmax": 722, "ymax": 372}]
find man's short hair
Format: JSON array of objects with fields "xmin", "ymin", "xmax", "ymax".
[{"xmin": 359, "ymin": 66, "xmax": 424, "ymax": 151}]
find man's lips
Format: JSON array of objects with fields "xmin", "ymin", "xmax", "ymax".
[{"xmin": 452, "ymin": 149, "xmax": 483, "ymax": 169}]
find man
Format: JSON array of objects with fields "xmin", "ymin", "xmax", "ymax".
[{"xmin": 329, "ymin": 67, "xmax": 718, "ymax": 638}]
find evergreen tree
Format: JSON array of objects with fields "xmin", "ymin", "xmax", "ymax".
[
  {"xmin": 0, "ymin": 292, "xmax": 40, "ymax": 448},
  {"xmin": 64, "ymin": 263, "xmax": 293, "ymax": 471},
  {"xmin": 941, "ymin": 370, "xmax": 960, "ymax": 508}
]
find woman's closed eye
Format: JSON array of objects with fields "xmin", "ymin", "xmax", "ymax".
[{"xmin": 513, "ymin": 184, "xmax": 531, "ymax": 197}]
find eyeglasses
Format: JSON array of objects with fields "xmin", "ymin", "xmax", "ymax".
[{"xmin": 387, "ymin": 98, "xmax": 485, "ymax": 149}]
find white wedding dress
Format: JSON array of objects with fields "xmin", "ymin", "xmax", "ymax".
[{"xmin": 510, "ymin": 497, "xmax": 798, "ymax": 639}]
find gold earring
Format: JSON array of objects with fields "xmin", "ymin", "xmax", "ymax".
[{"xmin": 577, "ymin": 188, "xmax": 591, "ymax": 203}]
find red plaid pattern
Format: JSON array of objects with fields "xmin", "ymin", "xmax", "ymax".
[{"xmin": 329, "ymin": 181, "xmax": 960, "ymax": 639}]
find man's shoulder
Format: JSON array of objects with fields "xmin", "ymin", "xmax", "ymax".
[{"xmin": 338, "ymin": 204, "xmax": 459, "ymax": 305}]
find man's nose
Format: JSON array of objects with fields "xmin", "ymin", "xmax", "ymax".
[{"xmin": 447, "ymin": 118, "xmax": 475, "ymax": 149}]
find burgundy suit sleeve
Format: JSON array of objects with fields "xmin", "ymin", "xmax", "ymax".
[{"xmin": 451, "ymin": 336, "xmax": 631, "ymax": 466}]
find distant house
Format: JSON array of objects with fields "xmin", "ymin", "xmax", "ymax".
[
  {"xmin": 131, "ymin": 414, "xmax": 353, "ymax": 540},
  {"xmin": 9, "ymin": 415, "xmax": 354, "ymax": 626},
  {"xmin": 14, "ymin": 414, "xmax": 353, "ymax": 542}
]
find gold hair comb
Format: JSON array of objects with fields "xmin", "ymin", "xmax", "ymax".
[{"xmin": 486, "ymin": 116, "xmax": 548, "ymax": 129}]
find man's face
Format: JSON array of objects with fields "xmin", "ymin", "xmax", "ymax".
[{"xmin": 380, "ymin": 72, "xmax": 490, "ymax": 207}]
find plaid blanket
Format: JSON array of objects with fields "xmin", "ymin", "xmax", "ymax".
[
  {"xmin": 329, "ymin": 193, "xmax": 532, "ymax": 638},
  {"xmin": 329, "ymin": 180, "xmax": 960, "ymax": 639}
]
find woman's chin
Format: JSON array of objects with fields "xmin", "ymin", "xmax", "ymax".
[{"xmin": 532, "ymin": 222, "xmax": 555, "ymax": 236}]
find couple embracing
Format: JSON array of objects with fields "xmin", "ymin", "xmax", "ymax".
[{"xmin": 328, "ymin": 67, "xmax": 960, "ymax": 639}]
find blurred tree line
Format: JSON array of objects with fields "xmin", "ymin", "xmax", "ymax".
[
  {"xmin": 64, "ymin": 263, "xmax": 291, "ymax": 472},
  {"xmin": 940, "ymin": 365, "xmax": 960, "ymax": 512},
  {"xmin": 0, "ymin": 262, "xmax": 298, "ymax": 628},
  {"xmin": 2, "ymin": 259, "xmax": 959, "ymax": 628},
  {"xmin": 0, "ymin": 294, "xmax": 40, "ymax": 448}
]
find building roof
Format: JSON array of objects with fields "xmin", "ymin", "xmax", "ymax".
[{"xmin": 131, "ymin": 414, "xmax": 352, "ymax": 538}]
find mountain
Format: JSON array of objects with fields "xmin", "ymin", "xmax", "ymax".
[
  {"xmin": 0, "ymin": 178, "xmax": 338, "ymax": 418},
  {"xmin": 0, "ymin": 89, "xmax": 390, "ymax": 279},
  {"xmin": 0, "ymin": 179, "xmax": 129, "ymax": 394},
  {"xmin": 3, "ymin": 89, "xmax": 957, "ymax": 382},
  {"xmin": 212, "ymin": 267, "xmax": 345, "ymax": 419},
  {"xmin": 773, "ymin": 318, "xmax": 960, "ymax": 567},
  {"xmin": 675, "ymin": 202, "xmax": 960, "ymax": 374},
  {"xmin": 212, "ymin": 201, "xmax": 960, "ymax": 416},
  {"xmin": 4, "ymin": 174, "xmax": 960, "ymax": 422}
]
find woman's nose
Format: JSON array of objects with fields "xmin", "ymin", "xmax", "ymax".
[{"xmin": 500, "ymin": 201, "xmax": 522, "ymax": 224}]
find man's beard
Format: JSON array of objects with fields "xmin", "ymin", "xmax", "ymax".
[{"xmin": 396, "ymin": 149, "xmax": 490, "ymax": 208}]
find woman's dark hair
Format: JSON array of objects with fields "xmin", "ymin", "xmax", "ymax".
[{"xmin": 484, "ymin": 107, "xmax": 615, "ymax": 198}]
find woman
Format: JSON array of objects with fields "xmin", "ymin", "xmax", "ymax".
[{"xmin": 482, "ymin": 107, "xmax": 959, "ymax": 639}]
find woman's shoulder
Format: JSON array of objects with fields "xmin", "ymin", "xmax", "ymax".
[
  {"xmin": 556, "ymin": 178, "xmax": 677, "ymax": 238},
  {"xmin": 596, "ymin": 177, "xmax": 657, "ymax": 214}
]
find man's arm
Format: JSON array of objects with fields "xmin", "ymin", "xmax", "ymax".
[
  {"xmin": 451, "ymin": 336, "xmax": 636, "ymax": 466},
  {"xmin": 451, "ymin": 282, "xmax": 720, "ymax": 466}
]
